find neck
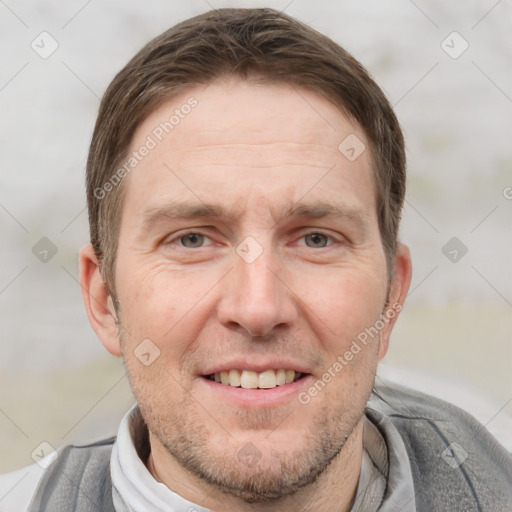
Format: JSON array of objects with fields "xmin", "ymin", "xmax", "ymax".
[{"xmin": 146, "ymin": 419, "xmax": 364, "ymax": 512}]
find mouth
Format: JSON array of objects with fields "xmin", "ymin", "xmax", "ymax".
[{"xmin": 203, "ymin": 369, "xmax": 308, "ymax": 389}]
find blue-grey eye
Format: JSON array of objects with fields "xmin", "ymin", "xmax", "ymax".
[
  {"xmin": 304, "ymin": 233, "xmax": 329, "ymax": 248},
  {"xmin": 180, "ymin": 233, "xmax": 205, "ymax": 248}
]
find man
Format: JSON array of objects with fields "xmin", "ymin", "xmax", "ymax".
[{"xmin": 1, "ymin": 7, "xmax": 511, "ymax": 512}]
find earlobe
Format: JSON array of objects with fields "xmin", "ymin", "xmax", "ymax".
[
  {"xmin": 79, "ymin": 244, "xmax": 122, "ymax": 357},
  {"xmin": 378, "ymin": 243, "xmax": 412, "ymax": 360}
]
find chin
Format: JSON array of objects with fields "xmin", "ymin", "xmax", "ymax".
[
  {"xmin": 154, "ymin": 403, "xmax": 360, "ymax": 504},
  {"xmin": 166, "ymin": 436, "xmax": 345, "ymax": 503}
]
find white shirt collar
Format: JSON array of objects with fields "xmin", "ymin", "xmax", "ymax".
[{"xmin": 110, "ymin": 405, "xmax": 210, "ymax": 512}]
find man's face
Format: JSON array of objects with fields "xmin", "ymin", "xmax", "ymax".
[{"xmin": 101, "ymin": 78, "xmax": 405, "ymax": 500}]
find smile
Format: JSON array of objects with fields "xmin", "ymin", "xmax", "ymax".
[{"xmin": 204, "ymin": 369, "xmax": 306, "ymax": 389}]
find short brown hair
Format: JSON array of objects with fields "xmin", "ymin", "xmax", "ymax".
[{"xmin": 86, "ymin": 7, "xmax": 406, "ymax": 297}]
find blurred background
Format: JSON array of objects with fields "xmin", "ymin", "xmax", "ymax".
[{"xmin": 1, "ymin": 0, "xmax": 511, "ymax": 473}]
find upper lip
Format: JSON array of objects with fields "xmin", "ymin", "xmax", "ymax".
[{"xmin": 200, "ymin": 358, "xmax": 312, "ymax": 375}]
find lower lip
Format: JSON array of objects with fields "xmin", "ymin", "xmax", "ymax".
[{"xmin": 198, "ymin": 375, "xmax": 313, "ymax": 408}]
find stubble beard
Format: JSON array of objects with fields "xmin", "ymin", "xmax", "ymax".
[
  {"xmin": 133, "ymin": 379, "xmax": 366, "ymax": 504},
  {"xmin": 117, "ymin": 317, "xmax": 376, "ymax": 505}
]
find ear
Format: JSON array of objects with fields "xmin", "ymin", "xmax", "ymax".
[
  {"xmin": 377, "ymin": 243, "xmax": 412, "ymax": 360},
  {"xmin": 79, "ymin": 244, "xmax": 122, "ymax": 357}
]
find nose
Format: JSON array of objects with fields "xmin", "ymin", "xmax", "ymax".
[{"xmin": 217, "ymin": 246, "xmax": 298, "ymax": 337}]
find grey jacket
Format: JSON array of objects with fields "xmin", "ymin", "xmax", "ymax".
[{"xmin": 26, "ymin": 383, "xmax": 512, "ymax": 511}]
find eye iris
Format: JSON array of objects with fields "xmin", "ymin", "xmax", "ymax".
[
  {"xmin": 181, "ymin": 233, "xmax": 204, "ymax": 248},
  {"xmin": 305, "ymin": 233, "xmax": 328, "ymax": 248}
]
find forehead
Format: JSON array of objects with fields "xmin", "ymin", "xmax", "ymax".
[
  {"xmin": 134, "ymin": 77, "xmax": 366, "ymax": 153},
  {"xmin": 123, "ymin": 77, "xmax": 375, "ymax": 218}
]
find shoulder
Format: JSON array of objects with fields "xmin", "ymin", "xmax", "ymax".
[
  {"xmin": 0, "ymin": 437, "xmax": 116, "ymax": 512},
  {"xmin": 370, "ymin": 381, "xmax": 512, "ymax": 510}
]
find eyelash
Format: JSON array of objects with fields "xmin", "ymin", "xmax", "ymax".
[{"xmin": 164, "ymin": 230, "xmax": 339, "ymax": 249}]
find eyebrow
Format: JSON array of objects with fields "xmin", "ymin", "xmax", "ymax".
[
  {"xmin": 283, "ymin": 202, "xmax": 368, "ymax": 226},
  {"xmin": 140, "ymin": 202, "xmax": 230, "ymax": 228},
  {"xmin": 139, "ymin": 200, "xmax": 368, "ymax": 234}
]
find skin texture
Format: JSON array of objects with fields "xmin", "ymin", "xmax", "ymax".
[{"xmin": 80, "ymin": 77, "xmax": 412, "ymax": 512}]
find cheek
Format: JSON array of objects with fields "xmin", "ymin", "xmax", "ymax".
[
  {"xmin": 297, "ymin": 272, "xmax": 383, "ymax": 415},
  {"xmin": 300, "ymin": 266, "xmax": 387, "ymax": 360},
  {"xmin": 123, "ymin": 350, "xmax": 187, "ymax": 425},
  {"xmin": 115, "ymin": 258, "xmax": 223, "ymax": 358}
]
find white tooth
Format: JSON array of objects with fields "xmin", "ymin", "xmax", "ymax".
[
  {"xmin": 241, "ymin": 370, "xmax": 258, "ymax": 389},
  {"xmin": 220, "ymin": 371, "xmax": 230, "ymax": 385},
  {"xmin": 229, "ymin": 369, "xmax": 241, "ymax": 387},
  {"xmin": 276, "ymin": 369, "xmax": 286, "ymax": 386},
  {"xmin": 214, "ymin": 372, "xmax": 221, "ymax": 383},
  {"xmin": 285, "ymin": 370, "xmax": 295, "ymax": 384},
  {"xmin": 258, "ymin": 369, "xmax": 277, "ymax": 389}
]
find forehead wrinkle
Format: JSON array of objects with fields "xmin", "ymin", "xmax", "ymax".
[
  {"xmin": 178, "ymin": 162, "xmax": 335, "ymax": 171},
  {"xmin": 174, "ymin": 141, "xmax": 343, "ymax": 167},
  {"xmin": 181, "ymin": 141, "xmax": 342, "ymax": 153},
  {"xmin": 183, "ymin": 141, "xmax": 340, "ymax": 152}
]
